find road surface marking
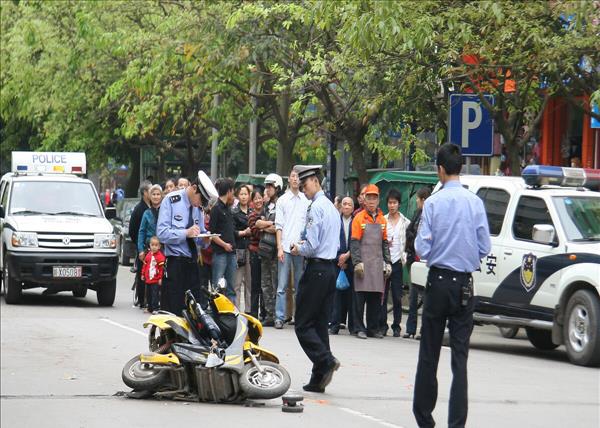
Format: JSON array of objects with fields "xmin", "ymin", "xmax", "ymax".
[
  {"xmin": 338, "ymin": 406, "xmax": 407, "ymax": 428},
  {"xmin": 100, "ymin": 318, "xmax": 146, "ymax": 337}
]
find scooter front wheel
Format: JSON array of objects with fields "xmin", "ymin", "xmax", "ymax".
[
  {"xmin": 239, "ymin": 361, "xmax": 291, "ymax": 399},
  {"xmin": 122, "ymin": 356, "xmax": 169, "ymax": 391}
]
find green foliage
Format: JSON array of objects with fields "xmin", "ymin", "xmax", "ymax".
[{"xmin": 1, "ymin": 0, "xmax": 598, "ymax": 179}]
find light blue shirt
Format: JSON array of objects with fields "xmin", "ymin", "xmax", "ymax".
[
  {"xmin": 416, "ymin": 180, "xmax": 491, "ymax": 272},
  {"xmin": 157, "ymin": 189, "xmax": 207, "ymax": 257},
  {"xmin": 299, "ymin": 191, "xmax": 341, "ymax": 259}
]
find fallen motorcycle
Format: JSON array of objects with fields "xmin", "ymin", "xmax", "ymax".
[{"xmin": 122, "ymin": 281, "xmax": 291, "ymax": 402}]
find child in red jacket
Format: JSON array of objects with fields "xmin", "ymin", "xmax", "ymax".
[{"xmin": 141, "ymin": 236, "xmax": 165, "ymax": 314}]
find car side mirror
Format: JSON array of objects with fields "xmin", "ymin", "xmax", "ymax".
[
  {"xmin": 104, "ymin": 207, "xmax": 117, "ymax": 220},
  {"xmin": 532, "ymin": 224, "xmax": 556, "ymax": 245}
]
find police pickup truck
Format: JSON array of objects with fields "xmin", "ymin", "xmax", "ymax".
[
  {"xmin": 0, "ymin": 152, "xmax": 118, "ymax": 306},
  {"xmin": 411, "ymin": 165, "xmax": 600, "ymax": 367}
]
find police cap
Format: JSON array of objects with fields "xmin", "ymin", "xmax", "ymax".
[{"xmin": 293, "ymin": 164, "xmax": 322, "ymax": 182}]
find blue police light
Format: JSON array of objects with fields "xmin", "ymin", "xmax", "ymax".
[{"xmin": 522, "ymin": 165, "xmax": 600, "ymax": 190}]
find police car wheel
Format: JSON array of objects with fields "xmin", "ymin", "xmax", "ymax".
[
  {"xmin": 3, "ymin": 253, "xmax": 22, "ymax": 304},
  {"xmin": 525, "ymin": 328, "xmax": 559, "ymax": 351},
  {"xmin": 97, "ymin": 279, "xmax": 116, "ymax": 306},
  {"xmin": 564, "ymin": 290, "xmax": 600, "ymax": 367}
]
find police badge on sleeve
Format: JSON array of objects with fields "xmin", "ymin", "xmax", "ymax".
[{"xmin": 520, "ymin": 253, "xmax": 537, "ymax": 292}]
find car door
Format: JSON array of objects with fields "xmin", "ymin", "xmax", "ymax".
[
  {"xmin": 474, "ymin": 186, "xmax": 510, "ymax": 299},
  {"xmin": 494, "ymin": 195, "xmax": 560, "ymax": 314},
  {"xmin": 0, "ymin": 179, "xmax": 9, "ymax": 271}
]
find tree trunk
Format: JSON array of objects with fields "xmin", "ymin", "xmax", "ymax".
[
  {"xmin": 276, "ymin": 136, "xmax": 294, "ymax": 175},
  {"xmin": 125, "ymin": 147, "xmax": 140, "ymax": 198},
  {"xmin": 348, "ymin": 136, "xmax": 368, "ymax": 184}
]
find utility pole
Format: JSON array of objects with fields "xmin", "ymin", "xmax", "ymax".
[{"xmin": 211, "ymin": 94, "xmax": 220, "ymax": 181}]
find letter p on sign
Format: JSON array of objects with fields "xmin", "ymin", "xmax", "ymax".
[
  {"xmin": 449, "ymin": 94, "xmax": 494, "ymax": 157},
  {"xmin": 461, "ymin": 101, "xmax": 482, "ymax": 148}
]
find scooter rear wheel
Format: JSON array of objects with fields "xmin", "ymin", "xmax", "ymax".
[
  {"xmin": 239, "ymin": 361, "xmax": 291, "ymax": 399},
  {"xmin": 122, "ymin": 356, "xmax": 169, "ymax": 391}
]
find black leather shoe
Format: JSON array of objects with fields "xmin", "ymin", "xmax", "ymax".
[
  {"xmin": 319, "ymin": 357, "xmax": 340, "ymax": 389},
  {"xmin": 263, "ymin": 319, "xmax": 275, "ymax": 327},
  {"xmin": 403, "ymin": 333, "xmax": 415, "ymax": 339},
  {"xmin": 303, "ymin": 372, "xmax": 325, "ymax": 393},
  {"xmin": 328, "ymin": 327, "xmax": 339, "ymax": 335},
  {"xmin": 392, "ymin": 327, "xmax": 401, "ymax": 337},
  {"xmin": 303, "ymin": 383, "xmax": 325, "ymax": 393}
]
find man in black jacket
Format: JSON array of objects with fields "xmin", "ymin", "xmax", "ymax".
[{"xmin": 129, "ymin": 180, "xmax": 152, "ymax": 307}]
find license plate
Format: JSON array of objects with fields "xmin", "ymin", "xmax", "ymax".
[{"xmin": 52, "ymin": 266, "xmax": 82, "ymax": 278}]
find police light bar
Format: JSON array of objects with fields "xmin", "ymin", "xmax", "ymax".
[
  {"xmin": 11, "ymin": 152, "xmax": 86, "ymax": 175},
  {"xmin": 522, "ymin": 165, "xmax": 600, "ymax": 190}
]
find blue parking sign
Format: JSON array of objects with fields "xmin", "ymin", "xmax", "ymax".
[{"xmin": 449, "ymin": 94, "xmax": 495, "ymax": 156}]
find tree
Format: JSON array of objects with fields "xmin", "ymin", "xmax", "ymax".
[{"xmin": 328, "ymin": 0, "xmax": 600, "ymax": 175}]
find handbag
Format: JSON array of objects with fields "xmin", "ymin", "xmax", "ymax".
[
  {"xmin": 236, "ymin": 248, "xmax": 247, "ymax": 267},
  {"xmin": 336, "ymin": 269, "xmax": 350, "ymax": 291},
  {"xmin": 258, "ymin": 231, "xmax": 277, "ymax": 258}
]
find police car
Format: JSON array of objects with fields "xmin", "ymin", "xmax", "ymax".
[
  {"xmin": 411, "ymin": 166, "xmax": 600, "ymax": 367},
  {"xmin": 0, "ymin": 152, "xmax": 119, "ymax": 306}
]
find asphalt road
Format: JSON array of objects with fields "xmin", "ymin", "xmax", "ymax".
[{"xmin": 1, "ymin": 266, "xmax": 599, "ymax": 428}]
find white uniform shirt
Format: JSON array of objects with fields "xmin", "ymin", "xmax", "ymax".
[
  {"xmin": 385, "ymin": 212, "xmax": 411, "ymax": 264},
  {"xmin": 275, "ymin": 189, "xmax": 309, "ymax": 253}
]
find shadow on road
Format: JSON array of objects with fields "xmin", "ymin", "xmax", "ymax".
[
  {"xmin": 469, "ymin": 340, "xmax": 572, "ymax": 365},
  {"xmin": 4, "ymin": 291, "xmax": 107, "ymax": 309}
]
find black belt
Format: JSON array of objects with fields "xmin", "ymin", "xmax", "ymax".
[
  {"xmin": 307, "ymin": 258, "xmax": 335, "ymax": 264},
  {"xmin": 430, "ymin": 265, "xmax": 472, "ymax": 278}
]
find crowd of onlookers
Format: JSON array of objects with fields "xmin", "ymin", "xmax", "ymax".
[{"xmin": 125, "ymin": 169, "xmax": 431, "ymax": 340}]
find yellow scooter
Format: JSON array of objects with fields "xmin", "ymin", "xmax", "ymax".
[{"xmin": 122, "ymin": 281, "xmax": 290, "ymax": 402}]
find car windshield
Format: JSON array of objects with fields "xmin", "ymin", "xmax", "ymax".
[
  {"xmin": 10, "ymin": 181, "xmax": 103, "ymax": 217},
  {"xmin": 118, "ymin": 200, "xmax": 137, "ymax": 223},
  {"xmin": 552, "ymin": 195, "xmax": 600, "ymax": 241}
]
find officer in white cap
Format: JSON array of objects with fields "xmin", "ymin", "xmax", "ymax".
[
  {"xmin": 290, "ymin": 164, "xmax": 341, "ymax": 393},
  {"xmin": 157, "ymin": 170, "xmax": 217, "ymax": 314}
]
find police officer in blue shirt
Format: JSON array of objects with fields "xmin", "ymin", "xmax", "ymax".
[
  {"xmin": 157, "ymin": 171, "xmax": 217, "ymax": 315},
  {"xmin": 413, "ymin": 143, "xmax": 491, "ymax": 428},
  {"xmin": 290, "ymin": 165, "xmax": 341, "ymax": 393}
]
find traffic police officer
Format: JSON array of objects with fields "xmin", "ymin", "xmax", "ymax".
[
  {"xmin": 290, "ymin": 165, "xmax": 341, "ymax": 393},
  {"xmin": 413, "ymin": 143, "xmax": 491, "ymax": 428},
  {"xmin": 157, "ymin": 171, "xmax": 217, "ymax": 315}
]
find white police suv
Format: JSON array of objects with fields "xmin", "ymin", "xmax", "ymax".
[
  {"xmin": 411, "ymin": 166, "xmax": 600, "ymax": 367},
  {"xmin": 0, "ymin": 152, "xmax": 118, "ymax": 306}
]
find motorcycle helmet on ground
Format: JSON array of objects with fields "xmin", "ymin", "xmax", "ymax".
[
  {"xmin": 196, "ymin": 170, "xmax": 218, "ymax": 208},
  {"xmin": 264, "ymin": 173, "xmax": 283, "ymax": 191}
]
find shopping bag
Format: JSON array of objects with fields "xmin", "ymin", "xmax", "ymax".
[{"xmin": 336, "ymin": 269, "xmax": 350, "ymax": 291}]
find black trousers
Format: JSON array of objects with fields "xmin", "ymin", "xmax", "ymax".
[
  {"xmin": 249, "ymin": 252, "xmax": 264, "ymax": 318},
  {"xmin": 379, "ymin": 261, "xmax": 403, "ymax": 332},
  {"xmin": 330, "ymin": 268, "xmax": 355, "ymax": 333},
  {"xmin": 134, "ymin": 256, "xmax": 146, "ymax": 307},
  {"xmin": 163, "ymin": 257, "xmax": 204, "ymax": 316},
  {"xmin": 413, "ymin": 267, "xmax": 474, "ymax": 428},
  {"xmin": 294, "ymin": 259, "xmax": 336, "ymax": 376},
  {"xmin": 147, "ymin": 282, "xmax": 160, "ymax": 312},
  {"xmin": 353, "ymin": 291, "xmax": 381, "ymax": 336}
]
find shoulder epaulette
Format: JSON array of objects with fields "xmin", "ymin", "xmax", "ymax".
[{"xmin": 170, "ymin": 194, "xmax": 181, "ymax": 203}]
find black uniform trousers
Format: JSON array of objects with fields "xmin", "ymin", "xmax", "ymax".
[
  {"xmin": 413, "ymin": 267, "xmax": 474, "ymax": 428},
  {"xmin": 294, "ymin": 258, "xmax": 337, "ymax": 376},
  {"xmin": 163, "ymin": 256, "xmax": 205, "ymax": 316}
]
